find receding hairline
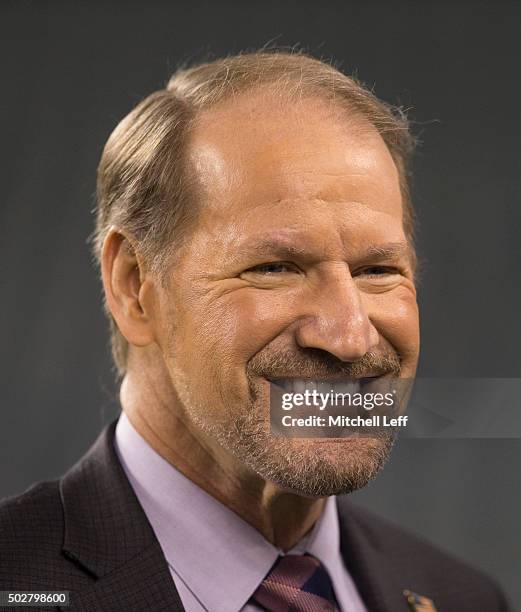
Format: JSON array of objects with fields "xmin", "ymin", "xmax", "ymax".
[
  {"xmin": 188, "ymin": 81, "xmax": 386, "ymax": 143},
  {"xmin": 185, "ymin": 83, "xmax": 402, "ymax": 207}
]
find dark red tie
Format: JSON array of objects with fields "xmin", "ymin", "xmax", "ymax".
[{"xmin": 251, "ymin": 553, "xmax": 339, "ymax": 611}]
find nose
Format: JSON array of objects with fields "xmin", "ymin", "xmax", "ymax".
[{"xmin": 294, "ymin": 267, "xmax": 379, "ymax": 362}]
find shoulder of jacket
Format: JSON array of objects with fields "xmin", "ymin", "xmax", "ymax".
[{"xmin": 337, "ymin": 497, "xmax": 510, "ymax": 609}]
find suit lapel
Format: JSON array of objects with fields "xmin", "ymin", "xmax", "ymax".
[
  {"xmin": 337, "ymin": 497, "xmax": 409, "ymax": 612},
  {"xmin": 59, "ymin": 421, "xmax": 184, "ymax": 612},
  {"xmin": 62, "ymin": 542, "xmax": 183, "ymax": 612}
]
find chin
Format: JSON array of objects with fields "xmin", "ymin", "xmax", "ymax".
[{"xmin": 241, "ymin": 434, "xmax": 396, "ymax": 498}]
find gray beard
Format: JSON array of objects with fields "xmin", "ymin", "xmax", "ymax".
[
  {"xmin": 166, "ymin": 332, "xmax": 403, "ymax": 496},
  {"xmin": 189, "ymin": 388, "xmax": 398, "ymax": 498}
]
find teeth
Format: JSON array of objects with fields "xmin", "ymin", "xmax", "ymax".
[
  {"xmin": 336, "ymin": 381, "xmax": 362, "ymax": 395},
  {"xmin": 273, "ymin": 379, "xmax": 364, "ymax": 394},
  {"xmin": 293, "ymin": 380, "xmax": 306, "ymax": 394}
]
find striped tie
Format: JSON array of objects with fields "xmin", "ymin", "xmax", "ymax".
[{"xmin": 251, "ymin": 553, "xmax": 339, "ymax": 611}]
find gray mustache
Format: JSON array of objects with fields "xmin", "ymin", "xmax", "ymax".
[{"xmin": 247, "ymin": 347, "xmax": 401, "ymax": 379}]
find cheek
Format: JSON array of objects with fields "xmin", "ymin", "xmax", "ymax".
[
  {"xmin": 164, "ymin": 289, "xmax": 298, "ymax": 409},
  {"xmin": 209, "ymin": 290, "xmax": 297, "ymax": 362},
  {"xmin": 165, "ymin": 284, "xmax": 297, "ymax": 372},
  {"xmin": 363, "ymin": 289, "xmax": 420, "ymax": 364}
]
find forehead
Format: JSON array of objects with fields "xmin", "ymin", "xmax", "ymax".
[{"xmin": 186, "ymin": 90, "xmax": 404, "ymax": 241}]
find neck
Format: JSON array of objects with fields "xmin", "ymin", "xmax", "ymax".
[{"xmin": 119, "ymin": 358, "xmax": 325, "ymax": 551}]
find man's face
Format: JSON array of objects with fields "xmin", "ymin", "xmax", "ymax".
[{"xmin": 152, "ymin": 92, "xmax": 420, "ymax": 496}]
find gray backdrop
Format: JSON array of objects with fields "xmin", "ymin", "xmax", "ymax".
[{"xmin": 1, "ymin": 0, "xmax": 519, "ymax": 608}]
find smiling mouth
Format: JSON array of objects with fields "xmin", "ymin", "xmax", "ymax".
[{"xmin": 268, "ymin": 376, "xmax": 391, "ymax": 394}]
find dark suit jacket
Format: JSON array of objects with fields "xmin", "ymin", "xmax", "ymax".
[{"xmin": 0, "ymin": 422, "xmax": 511, "ymax": 612}]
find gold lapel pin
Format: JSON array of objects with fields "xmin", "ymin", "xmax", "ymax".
[{"xmin": 403, "ymin": 589, "xmax": 437, "ymax": 612}]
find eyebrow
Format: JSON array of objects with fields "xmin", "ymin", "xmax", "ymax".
[
  {"xmin": 236, "ymin": 238, "xmax": 411, "ymax": 263},
  {"xmin": 245, "ymin": 239, "xmax": 309, "ymax": 260},
  {"xmin": 356, "ymin": 242, "xmax": 411, "ymax": 262}
]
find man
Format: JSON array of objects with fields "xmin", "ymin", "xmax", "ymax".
[{"xmin": 0, "ymin": 52, "xmax": 510, "ymax": 611}]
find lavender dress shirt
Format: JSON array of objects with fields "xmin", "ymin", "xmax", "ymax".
[{"xmin": 115, "ymin": 412, "xmax": 367, "ymax": 612}]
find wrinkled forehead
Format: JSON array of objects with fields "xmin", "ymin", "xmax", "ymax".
[{"xmin": 186, "ymin": 91, "xmax": 404, "ymax": 229}]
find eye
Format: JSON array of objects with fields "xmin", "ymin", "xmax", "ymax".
[
  {"xmin": 242, "ymin": 262, "xmax": 300, "ymax": 276},
  {"xmin": 356, "ymin": 266, "xmax": 402, "ymax": 278}
]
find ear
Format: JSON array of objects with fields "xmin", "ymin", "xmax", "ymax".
[{"xmin": 100, "ymin": 227, "xmax": 156, "ymax": 348}]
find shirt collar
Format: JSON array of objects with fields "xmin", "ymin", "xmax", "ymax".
[{"xmin": 115, "ymin": 411, "xmax": 341, "ymax": 612}]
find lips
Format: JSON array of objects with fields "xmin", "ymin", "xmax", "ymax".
[{"xmin": 269, "ymin": 377, "xmax": 389, "ymax": 395}]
